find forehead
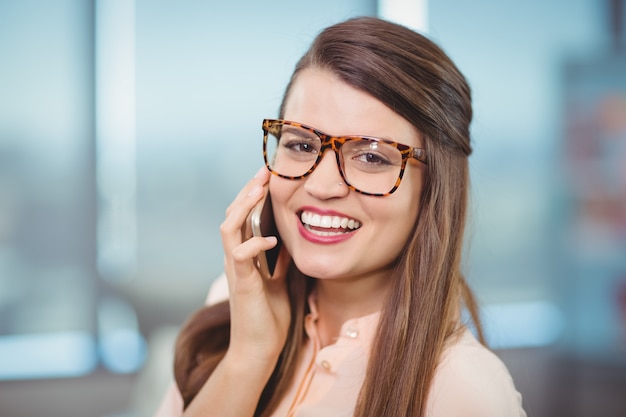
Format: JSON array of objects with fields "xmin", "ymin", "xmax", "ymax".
[{"xmin": 283, "ymin": 69, "xmax": 422, "ymax": 148}]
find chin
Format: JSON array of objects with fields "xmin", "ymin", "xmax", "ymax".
[{"xmin": 293, "ymin": 257, "xmax": 340, "ymax": 280}]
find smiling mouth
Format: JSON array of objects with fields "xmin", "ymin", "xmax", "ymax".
[{"xmin": 300, "ymin": 211, "xmax": 362, "ymax": 236}]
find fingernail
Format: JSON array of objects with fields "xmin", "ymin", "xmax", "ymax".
[
  {"xmin": 247, "ymin": 184, "xmax": 263, "ymax": 197},
  {"xmin": 264, "ymin": 236, "xmax": 277, "ymax": 245},
  {"xmin": 254, "ymin": 166, "xmax": 267, "ymax": 178}
]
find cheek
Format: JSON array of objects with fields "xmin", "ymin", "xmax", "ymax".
[{"xmin": 384, "ymin": 174, "xmax": 423, "ymax": 238}]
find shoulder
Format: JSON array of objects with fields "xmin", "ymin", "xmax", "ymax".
[
  {"xmin": 205, "ymin": 272, "xmax": 229, "ymax": 305},
  {"xmin": 153, "ymin": 382, "xmax": 183, "ymax": 417},
  {"xmin": 426, "ymin": 329, "xmax": 527, "ymax": 417}
]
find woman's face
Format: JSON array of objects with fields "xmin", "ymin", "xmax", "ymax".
[{"xmin": 270, "ymin": 68, "xmax": 426, "ymax": 285}]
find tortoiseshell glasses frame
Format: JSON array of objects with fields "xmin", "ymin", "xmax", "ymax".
[{"xmin": 262, "ymin": 119, "xmax": 427, "ymax": 197}]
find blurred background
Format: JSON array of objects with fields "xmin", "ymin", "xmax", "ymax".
[{"xmin": 0, "ymin": 0, "xmax": 625, "ymax": 416}]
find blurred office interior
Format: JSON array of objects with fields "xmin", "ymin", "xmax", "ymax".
[{"xmin": 0, "ymin": 0, "xmax": 625, "ymax": 416}]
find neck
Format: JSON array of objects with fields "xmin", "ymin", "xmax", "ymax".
[{"xmin": 314, "ymin": 269, "xmax": 391, "ymax": 346}]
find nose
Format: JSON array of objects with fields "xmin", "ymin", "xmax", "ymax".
[{"xmin": 303, "ymin": 150, "xmax": 349, "ymax": 199}]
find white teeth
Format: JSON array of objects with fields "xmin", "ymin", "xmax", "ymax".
[
  {"xmin": 320, "ymin": 216, "xmax": 332, "ymax": 228},
  {"xmin": 332, "ymin": 217, "xmax": 341, "ymax": 228},
  {"xmin": 300, "ymin": 211, "xmax": 361, "ymax": 231}
]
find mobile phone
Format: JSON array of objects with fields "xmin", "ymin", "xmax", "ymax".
[{"xmin": 242, "ymin": 189, "xmax": 281, "ymax": 279}]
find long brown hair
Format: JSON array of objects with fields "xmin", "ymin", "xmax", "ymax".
[{"xmin": 174, "ymin": 16, "xmax": 483, "ymax": 417}]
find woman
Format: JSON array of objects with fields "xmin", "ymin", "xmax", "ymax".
[{"xmin": 156, "ymin": 16, "xmax": 526, "ymax": 417}]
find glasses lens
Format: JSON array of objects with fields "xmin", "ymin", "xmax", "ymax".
[
  {"xmin": 264, "ymin": 121, "xmax": 404, "ymax": 195},
  {"xmin": 341, "ymin": 139, "xmax": 403, "ymax": 194},
  {"xmin": 265, "ymin": 123, "xmax": 320, "ymax": 177}
]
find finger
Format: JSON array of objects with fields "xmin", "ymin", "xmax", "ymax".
[
  {"xmin": 225, "ymin": 166, "xmax": 270, "ymax": 217},
  {"xmin": 221, "ymin": 167, "xmax": 271, "ymax": 251},
  {"xmin": 221, "ymin": 184, "xmax": 264, "ymax": 258},
  {"xmin": 229, "ymin": 236, "xmax": 278, "ymax": 292},
  {"xmin": 231, "ymin": 236, "xmax": 278, "ymax": 265}
]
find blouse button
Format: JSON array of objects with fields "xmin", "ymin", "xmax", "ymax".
[
  {"xmin": 320, "ymin": 360, "xmax": 332, "ymax": 371},
  {"xmin": 345, "ymin": 325, "xmax": 359, "ymax": 339}
]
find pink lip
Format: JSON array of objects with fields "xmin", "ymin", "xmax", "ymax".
[{"xmin": 296, "ymin": 206, "xmax": 359, "ymax": 245}]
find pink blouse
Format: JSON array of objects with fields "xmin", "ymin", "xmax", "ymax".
[{"xmin": 154, "ymin": 276, "xmax": 526, "ymax": 417}]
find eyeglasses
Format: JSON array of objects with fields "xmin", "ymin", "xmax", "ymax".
[{"xmin": 262, "ymin": 119, "xmax": 427, "ymax": 197}]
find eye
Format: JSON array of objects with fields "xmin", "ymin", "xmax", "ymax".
[
  {"xmin": 278, "ymin": 127, "xmax": 320, "ymax": 155},
  {"xmin": 280, "ymin": 135, "xmax": 319, "ymax": 153},
  {"xmin": 352, "ymin": 151, "xmax": 392, "ymax": 166},
  {"xmin": 349, "ymin": 152, "xmax": 393, "ymax": 173},
  {"xmin": 344, "ymin": 140, "xmax": 399, "ymax": 171},
  {"xmin": 281, "ymin": 138, "xmax": 319, "ymax": 154}
]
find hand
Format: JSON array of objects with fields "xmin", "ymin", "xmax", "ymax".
[{"xmin": 219, "ymin": 166, "xmax": 291, "ymax": 369}]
